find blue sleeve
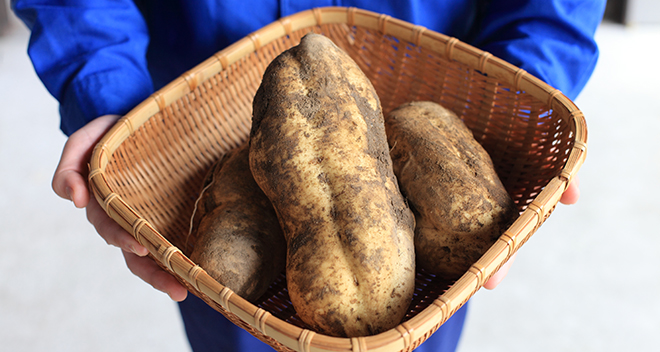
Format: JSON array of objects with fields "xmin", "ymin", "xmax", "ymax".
[
  {"xmin": 12, "ymin": 0, "xmax": 154, "ymax": 136},
  {"xmin": 467, "ymin": 0, "xmax": 606, "ymax": 100}
]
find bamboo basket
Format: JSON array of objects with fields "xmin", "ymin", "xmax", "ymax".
[{"xmin": 88, "ymin": 7, "xmax": 587, "ymax": 352}]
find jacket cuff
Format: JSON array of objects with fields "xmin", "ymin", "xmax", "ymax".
[{"xmin": 59, "ymin": 69, "xmax": 153, "ymax": 136}]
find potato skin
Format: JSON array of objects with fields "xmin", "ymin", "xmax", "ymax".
[
  {"xmin": 249, "ymin": 33, "xmax": 415, "ymax": 337},
  {"xmin": 189, "ymin": 143, "xmax": 286, "ymax": 303},
  {"xmin": 385, "ymin": 101, "xmax": 518, "ymax": 279}
]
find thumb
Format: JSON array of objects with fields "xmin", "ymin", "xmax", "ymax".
[
  {"xmin": 52, "ymin": 167, "xmax": 89, "ymax": 209},
  {"xmin": 52, "ymin": 115, "xmax": 121, "ymax": 208}
]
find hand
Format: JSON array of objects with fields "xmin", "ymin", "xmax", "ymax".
[
  {"xmin": 559, "ymin": 175, "xmax": 580, "ymax": 205},
  {"xmin": 482, "ymin": 175, "xmax": 581, "ymax": 290},
  {"xmin": 52, "ymin": 114, "xmax": 188, "ymax": 302}
]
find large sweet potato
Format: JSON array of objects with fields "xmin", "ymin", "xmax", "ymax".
[
  {"xmin": 385, "ymin": 101, "xmax": 518, "ymax": 279},
  {"xmin": 249, "ymin": 33, "xmax": 416, "ymax": 337},
  {"xmin": 188, "ymin": 143, "xmax": 286, "ymax": 302}
]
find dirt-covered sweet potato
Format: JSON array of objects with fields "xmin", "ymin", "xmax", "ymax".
[
  {"xmin": 188, "ymin": 143, "xmax": 286, "ymax": 302},
  {"xmin": 385, "ymin": 101, "xmax": 518, "ymax": 279},
  {"xmin": 249, "ymin": 33, "xmax": 416, "ymax": 337}
]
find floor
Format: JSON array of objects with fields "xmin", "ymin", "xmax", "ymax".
[{"xmin": 1, "ymin": 10, "xmax": 658, "ymax": 352}]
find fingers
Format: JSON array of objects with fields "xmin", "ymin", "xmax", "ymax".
[
  {"xmin": 53, "ymin": 115, "xmax": 188, "ymax": 302},
  {"xmin": 87, "ymin": 197, "xmax": 188, "ymax": 301},
  {"xmin": 483, "ymin": 253, "xmax": 517, "ymax": 290},
  {"xmin": 52, "ymin": 114, "xmax": 120, "ymax": 208},
  {"xmin": 86, "ymin": 196, "xmax": 149, "ymax": 257},
  {"xmin": 52, "ymin": 143, "xmax": 91, "ymax": 208},
  {"xmin": 123, "ymin": 250, "xmax": 189, "ymax": 302},
  {"xmin": 560, "ymin": 175, "xmax": 580, "ymax": 205}
]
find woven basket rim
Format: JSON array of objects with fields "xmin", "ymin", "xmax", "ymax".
[{"xmin": 88, "ymin": 6, "xmax": 587, "ymax": 352}]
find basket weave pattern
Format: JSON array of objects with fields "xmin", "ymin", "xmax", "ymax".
[{"xmin": 89, "ymin": 7, "xmax": 586, "ymax": 352}]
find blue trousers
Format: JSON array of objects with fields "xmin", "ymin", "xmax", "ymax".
[{"xmin": 178, "ymin": 294, "xmax": 467, "ymax": 352}]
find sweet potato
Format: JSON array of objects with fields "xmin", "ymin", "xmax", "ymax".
[
  {"xmin": 385, "ymin": 101, "xmax": 518, "ymax": 279},
  {"xmin": 249, "ymin": 33, "xmax": 416, "ymax": 337},
  {"xmin": 188, "ymin": 143, "xmax": 286, "ymax": 302}
]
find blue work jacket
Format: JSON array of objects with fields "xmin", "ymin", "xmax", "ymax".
[{"xmin": 13, "ymin": 0, "xmax": 605, "ymax": 136}]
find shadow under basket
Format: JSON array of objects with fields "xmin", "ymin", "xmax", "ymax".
[{"xmin": 88, "ymin": 7, "xmax": 587, "ymax": 352}]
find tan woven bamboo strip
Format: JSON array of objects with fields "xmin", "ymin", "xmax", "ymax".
[{"xmin": 88, "ymin": 7, "xmax": 587, "ymax": 352}]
